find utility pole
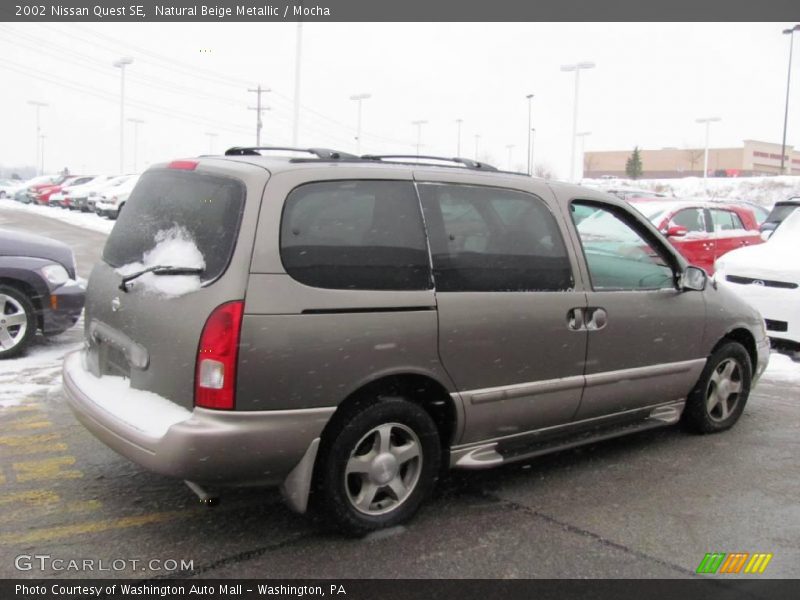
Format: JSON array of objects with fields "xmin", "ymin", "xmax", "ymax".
[
  {"xmin": 696, "ymin": 117, "xmax": 721, "ymax": 188},
  {"xmin": 412, "ymin": 120, "xmax": 427, "ymax": 156},
  {"xmin": 27, "ymin": 100, "xmax": 48, "ymax": 175},
  {"xmin": 455, "ymin": 119, "xmax": 463, "ymax": 156},
  {"xmin": 248, "ymin": 84, "xmax": 271, "ymax": 146},
  {"xmin": 113, "ymin": 57, "xmax": 134, "ymax": 174},
  {"xmin": 40, "ymin": 134, "xmax": 46, "ymax": 174},
  {"xmin": 561, "ymin": 62, "xmax": 595, "ymax": 182},
  {"xmin": 526, "ymin": 94, "xmax": 534, "ymax": 175},
  {"xmin": 292, "ymin": 23, "xmax": 303, "ymax": 145},
  {"xmin": 127, "ymin": 118, "xmax": 144, "ymax": 173},
  {"xmin": 349, "ymin": 93, "xmax": 371, "ymax": 155},
  {"xmin": 780, "ymin": 25, "xmax": 800, "ymax": 175}
]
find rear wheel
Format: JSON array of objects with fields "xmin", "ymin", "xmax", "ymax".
[
  {"xmin": 0, "ymin": 285, "xmax": 36, "ymax": 359},
  {"xmin": 682, "ymin": 341, "xmax": 751, "ymax": 433},
  {"xmin": 312, "ymin": 396, "xmax": 441, "ymax": 536}
]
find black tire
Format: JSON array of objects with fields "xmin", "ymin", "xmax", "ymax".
[
  {"xmin": 682, "ymin": 341, "xmax": 752, "ymax": 434},
  {"xmin": 312, "ymin": 396, "xmax": 441, "ymax": 536},
  {"xmin": 0, "ymin": 285, "xmax": 37, "ymax": 359}
]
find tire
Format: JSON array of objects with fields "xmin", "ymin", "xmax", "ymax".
[
  {"xmin": 682, "ymin": 341, "xmax": 752, "ymax": 434},
  {"xmin": 312, "ymin": 396, "xmax": 441, "ymax": 536},
  {"xmin": 0, "ymin": 285, "xmax": 37, "ymax": 359}
]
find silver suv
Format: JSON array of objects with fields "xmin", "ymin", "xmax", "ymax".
[{"xmin": 63, "ymin": 148, "xmax": 770, "ymax": 535}]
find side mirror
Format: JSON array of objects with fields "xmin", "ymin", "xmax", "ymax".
[
  {"xmin": 665, "ymin": 225, "xmax": 688, "ymax": 238},
  {"xmin": 680, "ymin": 266, "xmax": 707, "ymax": 291},
  {"xmin": 760, "ymin": 230, "xmax": 773, "ymax": 242}
]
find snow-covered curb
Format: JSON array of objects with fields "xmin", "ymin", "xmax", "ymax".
[{"xmin": 0, "ymin": 198, "xmax": 115, "ymax": 235}]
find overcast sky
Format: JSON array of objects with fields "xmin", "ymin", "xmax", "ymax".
[{"xmin": 0, "ymin": 22, "xmax": 798, "ymax": 178}]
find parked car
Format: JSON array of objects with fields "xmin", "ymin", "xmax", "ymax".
[
  {"xmin": 31, "ymin": 174, "xmax": 79, "ymax": 205},
  {"xmin": 69, "ymin": 175, "xmax": 121, "ymax": 212},
  {"xmin": 0, "ymin": 229, "xmax": 86, "ymax": 359},
  {"xmin": 604, "ymin": 188, "xmax": 671, "ymax": 201},
  {"xmin": 51, "ymin": 176, "xmax": 112, "ymax": 209},
  {"xmin": 95, "ymin": 175, "xmax": 140, "ymax": 219},
  {"xmin": 0, "ymin": 179, "xmax": 21, "ymax": 198},
  {"xmin": 759, "ymin": 198, "xmax": 800, "ymax": 238},
  {"xmin": 38, "ymin": 175, "xmax": 96, "ymax": 206},
  {"xmin": 20, "ymin": 174, "xmax": 61, "ymax": 203},
  {"xmin": 716, "ymin": 209, "xmax": 800, "ymax": 351},
  {"xmin": 628, "ymin": 199, "xmax": 763, "ymax": 275},
  {"xmin": 63, "ymin": 148, "xmax": 769, "ymax": 535}
]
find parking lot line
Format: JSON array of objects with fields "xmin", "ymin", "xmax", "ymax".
[
  {"xmin": 7, "ymin": 419, "xmax": 53, "ymax": 431},
  {"xmin": 0, "ymin": 489, "xmax": 62, "ymax": 506},
  {"xmin": 0, "ymin": 433, "xmax": 62, "ymax": 448},
  {"xmin": 12, "ymin": 456, "xmax": 83, "ymax": 482},
  {"xmin": 0, "ymin": 510, "xmax": 199, "ymax": 545},
  {"xmin": 0, "ymin": 499, "xmax": 101, "ymax": 525}
]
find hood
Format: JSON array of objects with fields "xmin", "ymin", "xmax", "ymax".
[
  {"xmin": 0, "ymin": 229, "xmax": 75, "ymax": 276},
  {"xmin": 715, "ymin": 241, "xmax": 798, "ymax": 283}
]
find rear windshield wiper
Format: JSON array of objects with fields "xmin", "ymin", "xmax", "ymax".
[{"xmin": 119, "ymin": 265, "xmax": 204, "ymax": 292}]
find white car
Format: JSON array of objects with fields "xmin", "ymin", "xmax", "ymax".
[
  {"xmin": 715, "ymin": 209, "xmax": 800, "ymax": 348},
  {"xmin": 83, "ymin": 174, "xmax": 137, "ymax": 213},
  {"xmin": 95, "ymin": 174, "xmax": 140, "ymax": 219}
]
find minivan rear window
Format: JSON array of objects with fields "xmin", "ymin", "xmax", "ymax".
[{"xmin": 102, "ymin": 170, "xmax": 245, "ymax": 282}]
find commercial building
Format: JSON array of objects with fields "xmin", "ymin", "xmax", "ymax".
[{"xmin": 584, "ymin": 140, "xmax": 800, "ymax": 178}]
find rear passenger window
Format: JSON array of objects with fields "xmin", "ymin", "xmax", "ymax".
[
  {"xmin": 709, "ymin": 209, "xmax": 744, "ymax": 231},
  {"xmin": 280, "ymin": 180, "xmax": 431, "ymax": 290},
  {"xmin": 418, "ymin": 184, "xmax": 573, "ymax": 292}
]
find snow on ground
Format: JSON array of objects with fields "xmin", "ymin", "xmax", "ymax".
[
  {"xmin": 762, "ymin": 352, "xmax": 800, "ymax": 382},
  {"xmin": 0, "ymin": 198, "xmax": 115, "ymax": 235},
  {"xmin": 582, "ymin": 175, "xmax": 800, "ymax": 208},
  {"xmin": 0, "ymin": 319, "xmax": 83, "ymax": 408}
]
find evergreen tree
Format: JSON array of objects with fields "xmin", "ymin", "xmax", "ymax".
[{"xmin": 625, "ymin": 147, "xmax": 643, "ymax": 180}]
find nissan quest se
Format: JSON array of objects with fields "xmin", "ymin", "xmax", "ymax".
[{"xmin": 63, "ymin": 148, "xmax": 769, "ymax": 535}]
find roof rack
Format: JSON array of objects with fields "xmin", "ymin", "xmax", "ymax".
[
  {"xmin": 224, "ymin": 146, "xmax": 357, "ymax": 160},
  {"xmin": 360, "ymin": 154, "xmax": 498, "ymax": 171}
]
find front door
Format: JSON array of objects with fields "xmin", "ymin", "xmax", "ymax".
[
  {"xmin": 416, "ymin": 182, "xmax": 587, "ymax": 444},
  {"xmin": 569, "ymin": 200, "xmax": 708, "ymax": 420}
]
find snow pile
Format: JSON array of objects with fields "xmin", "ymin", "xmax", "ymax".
[
  {"xmin": 116, "ymin": 226, "xmax": 205, "ymax": 297},
  {"xmin": 763, "ymin": 352, "xmax": 800, "ymax": 382},
  {"xmin": 64, "ymin": 352, "xmax": 191, "ymax": 438},
  {"xmin": 582, "ymin": 176, "xmax": 800, "ymax": 208},
  {"xmin": 0, "ymin": 198, "xmax": 115, "ymax": 234}
]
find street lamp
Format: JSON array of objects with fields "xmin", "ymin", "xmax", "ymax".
[
  {"xmin": 530, "ymin": 128, "xmax": 536, "ymax": 176},
  {"xmin": 349, "ymin": 93, "xmax": 371, "ymax": 155},
  {"xmin": 27, "ymin": 100, "xmax": 48, "ymax": 175},
  {"xmin": 40, "ymin": 134, "xmax": 46, "ymax": 174},
  {"xmin": 127, "ymin": 118, "xmax": 144, "ymax": 172},
  {"xmin": 205, "ymin": 132, "xmax": 218, "ymax": 155},
  {"xmin": 561, "ymin": 61, "xmax": 595, "ymax": 182},
  {"xmin": 412, "ymin": 120, "xmax": 427, "ymax": 156},
  {"xmin": 780, "ymin": 24, "xmax": 800, "ymax": 175},
  {"xmin": 526, "ymin": 94, "xmax": 534, "ymax": 175},
  {"xmin": 696, "ymin": 117, "xmax": 721, "ymax": 185},
  {"xmin": 113, "ymin": 57, "xmax": 134, "ymax": 174},
  {"xmin": 576, "ymin": 131, "xmax": 591, "ymax": 180},
  {"xmin": 455, "ymin": 119, "xmax": 463, "ymax": 156}
]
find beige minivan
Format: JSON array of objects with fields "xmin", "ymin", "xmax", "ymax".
[{"xmin": 64, "ymin": 148, "xmax": 769, "ymax": 535}]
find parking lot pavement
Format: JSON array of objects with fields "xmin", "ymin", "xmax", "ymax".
[{"xmin": 1, "ymin": 207, "xmax": 798, "ymax": 579}]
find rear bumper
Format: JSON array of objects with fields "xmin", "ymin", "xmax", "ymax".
[{"xmin": 62, "ymin": 350, "xmax": 334, "ymax": 486}]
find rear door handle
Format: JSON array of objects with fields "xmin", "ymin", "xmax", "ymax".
[{"xmin": 586, "ymin": 307, "xmax": 608, "ymax": 331}]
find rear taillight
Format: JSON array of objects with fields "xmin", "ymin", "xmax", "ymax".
[
  {"xmin": 195, "ymin": 301, "xmax": 244, "ymax": 410},
  {"xmin": 168, "ymin": 160, "xmax": 198, "ymax": 170}
]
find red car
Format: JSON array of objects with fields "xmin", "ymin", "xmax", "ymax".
[
  {"xmin": 35, "ymin": 176, "xmax": 93, "ymax": 205},
  {"xmin": 629, "ymin": 199, "xmax": 763, "ymax": 275}
]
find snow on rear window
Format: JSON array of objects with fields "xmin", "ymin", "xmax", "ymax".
[{"xmin": 117, "ymin": 226, "xmax": 206, "ymax": 297}]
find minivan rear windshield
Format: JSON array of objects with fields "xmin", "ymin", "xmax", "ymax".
[{"xmin": 102, "ymin": 170, "xmax": 245, "ymax": 282}]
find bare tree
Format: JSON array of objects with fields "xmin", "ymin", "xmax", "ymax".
[
  {"xmin": 584, "ymin": 154, "xmax": 597, "ymax": 175},
  {"xmin": 684, "ymin": 148, "xmax": 704, "ymax": 173}
]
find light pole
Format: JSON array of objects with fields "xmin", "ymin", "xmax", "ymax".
[
  {"xmin": 696, "ymin": 117, "xmax": 721, "ymax": 185},
  {"xmin": 412, "ymin": 120, "xmax": 427, "ymax": 156},
  {"xmin": 780, "ymin": 24, "xmax": 800, "ymax": 175},
  {"xmin": 349, "ymin": 93, "xmax": 371, "ymax": 155},
  {"xmin": 205, "ymin": 132, "xmax": 218, "ymax": 155},
  {"xmin": 526, "ymin": 93, "xmax": 534, "ymax": 175},
  {"xmin": 576, "ymin": 131, "xmax": 591, "ymax": 180},
  {"xmin": 292, "ymin": 23, "xmax": 303, "ymax": 145},
  {"xmin": 506, "ymin": 144, "xmax": 515, "ymax": 170},
  {"xmin": 113, "ymin": 57, "xmax": 133, "ymax": 174},
  {"xmin": 40, "ymin": 134, "xmax": 46, "ymax": 174},
  {"xmin": 561, "ymin": 61, "xmax": 595, "ymax": 182},
  {"xmin": 474, "ymin": 134, "xmax": 481, "ymax": 160},
  {"xmin": 27, "ymin": 100, "xmax": 48, "ymax": 175},
  {"xmin": 127, "ymin": 118, "xmax": 144, "ymax": 172},
  {"xmin": 455, "ymin": 119, "xmax": 463, "ymax": 156}
]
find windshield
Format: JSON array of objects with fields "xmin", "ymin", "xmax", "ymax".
[{"xmin": 102, "ymin": 169, "xmax": 245, "ymax": 282}]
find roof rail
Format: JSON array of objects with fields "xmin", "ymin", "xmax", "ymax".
[
  {"xmin": 224, "ymin": 146, "xmax": 357, "ymax": 160},
  {"xmin": 360, "ymin": 154, "xmax": 498, "ymax": 171}
]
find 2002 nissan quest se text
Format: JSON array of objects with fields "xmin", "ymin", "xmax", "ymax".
[{"xmin": 63, "ymin": 147, "xmax": 770, "ymax": 535}]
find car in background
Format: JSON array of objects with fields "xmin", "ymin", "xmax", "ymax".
[
  {"xmin": 19, "ymin": 174, "xmax": 60, "ymax": 203},
  {"xmin": 50, "ymin": 175, "xmax": 113, "ymax": 209},
  {"xmin": 0, "ymin": 229, "xmax": 85, "ymax": 359},
  {"xmin": 79, "ymin": 175, "xmax": 135, "ymax": 212},
  {"xmin": 760, "ymin": 198, "xmax": 800, "ymax": 238},
  {"xmin": 604, "ymin": 188, "xmax": 672, "ymax": 201},
  {"xmin": 95, "ymin": 174, "xmax": 140, "ymax": 219},
  {"xmin": 716, "ymin": 209, "xmax": 800, "ymax": 351},
  {"xmin": 628, "ymin": 199, "xmax": 763, "ymax": 275},
  {"xmin": 0, "ymin": 179, "xmax": 21, "ymax": 198},
  {"xmin": 38, "ymin": 175, "xmax": 96, "ymax": 206},
  {"xmin": 29, "ymin": 174, "xmax": 75, "ymax": 204}
]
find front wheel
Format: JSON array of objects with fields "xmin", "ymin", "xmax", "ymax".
[
  {"xmin": 682, "ymin": 341, "xmax": 752, "ymax": 433},
  {"xmin": 0, "ymin": 285, "xmax": 37, "ymax": 359},
  {"xmin": 312, "ymin": 397, "xmax": 441, "ymax": 536}
]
